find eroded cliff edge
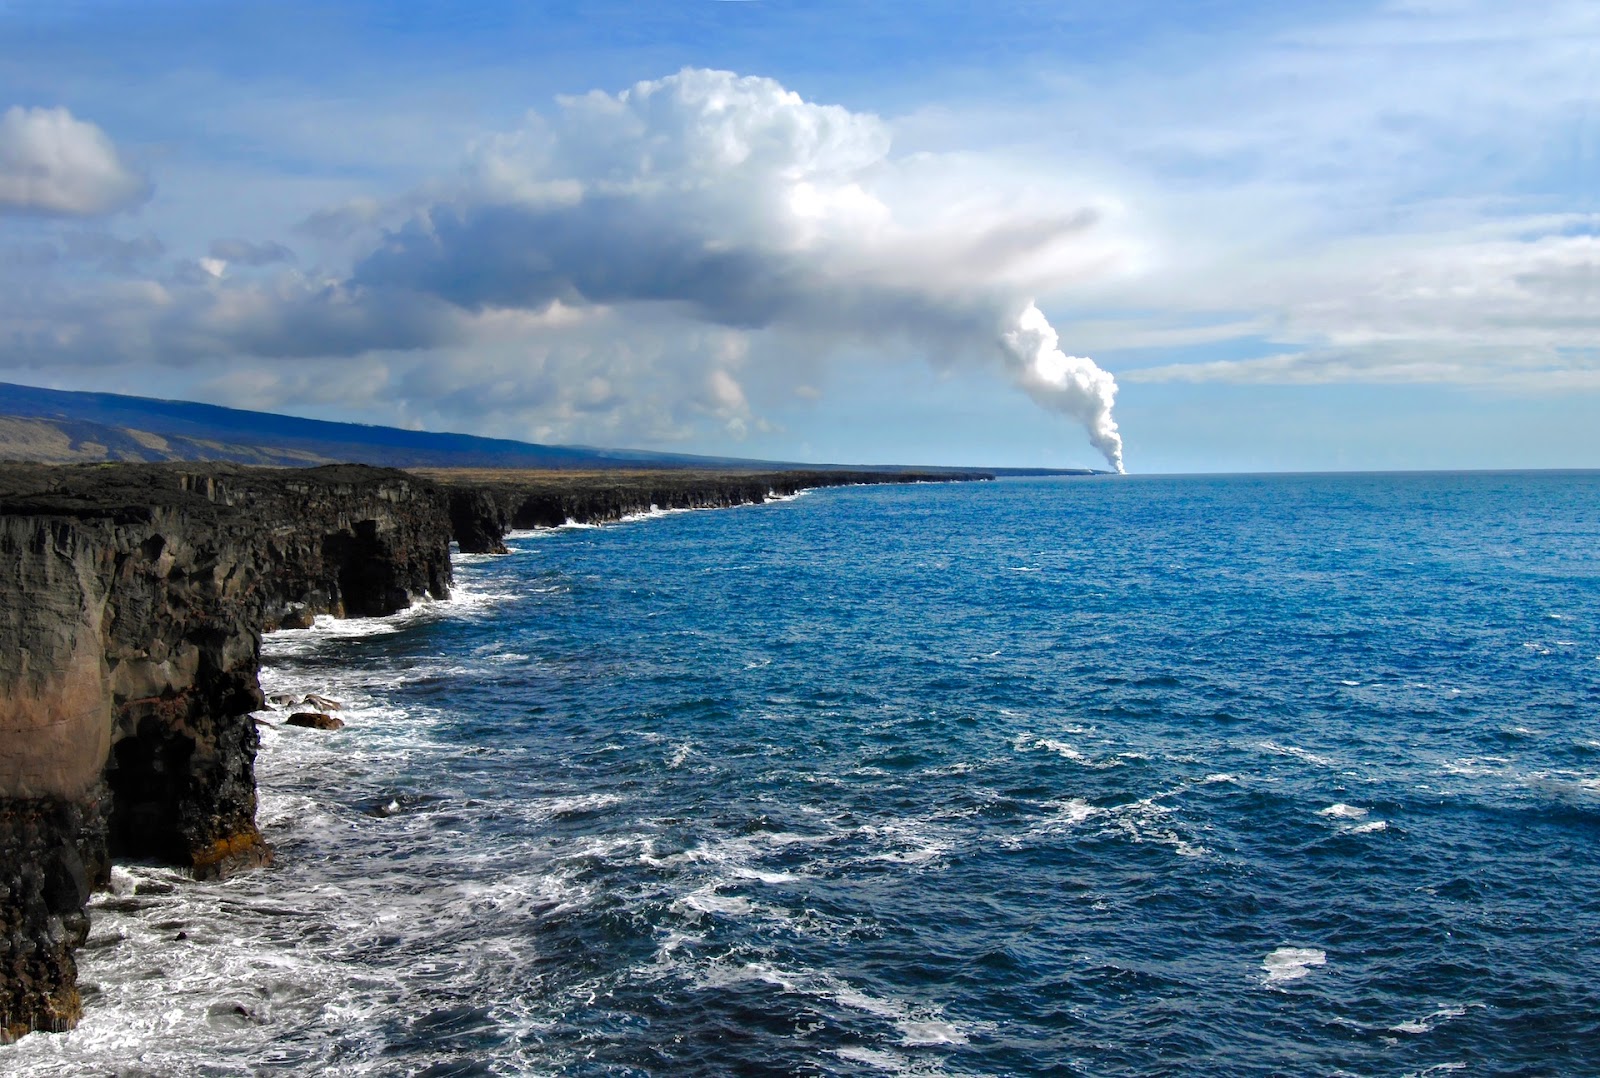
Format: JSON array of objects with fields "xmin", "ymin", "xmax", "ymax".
[{"xmin": 0, "ymin": 463, "xmax": 452, "ymax": 1039}]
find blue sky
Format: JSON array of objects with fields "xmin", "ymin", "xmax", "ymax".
[{"xmin": 0, "ymin": 0, "xmax": 1593, "ymax": 472}]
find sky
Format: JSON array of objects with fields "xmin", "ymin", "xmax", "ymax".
[{"xmin": 0, "ymin": 0, "xmax": 1594, "ymax": 473}]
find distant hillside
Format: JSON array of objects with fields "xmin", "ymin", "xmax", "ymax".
[
  {"xmin": 0, "ymin": 382, "xmax": 783, "ymax": 470},
  {"xmin": 0, "ymin": 382, "xmax": 1105, "ymax": 475}
]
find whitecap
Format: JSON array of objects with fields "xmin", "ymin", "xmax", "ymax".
[
  {"xmin": 1258, "ymin": 741, "xmax": 1337, "ymax": 767},
  {"xmin": 1023, "ymin": 734, "xmax": 1085, "ymax": 761},
  {"xmin": 678, "ymin": 888, "xmax": 753, "ymax": 916},
  {"xmin": 898, "ymin": 1020, "xmax": 969, "ymax": 1046},
  {"xmin": 1262, "ymin": 946, "xmax": 1326, "ymax": 984},
  {"xmin": 1050, "ymin": 798, "xmax": 1100, "ymax": 826}
]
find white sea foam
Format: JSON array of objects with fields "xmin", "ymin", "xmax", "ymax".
[
  {"xmin": 1013, "ymin": 731, "xmax": 1125, "ymax": 770},
  {"xmin": 1262, "ymin": 946, "xmax": 1327, "ymax": 984},
  {"xmin": 1258, "ymin": 741, "xmax": 1338, "ymax": 767},
  {"xmin": 536, "ymin": 792, "xmax": 627, "ymax": 818},
  {"xmin": 1015, "ymin": 733, "xmax": 1085, "ymax": 760},
  {"xmin": 854, "ymin": 819, "xmax": 956, "ymax": 865},
  {"xmin": 1391, "ymin": 1005, "xmax": 1470, "ymax": 1034},
  {"xmin": 898, "ymin": 1020, "xmax": 969, "ymax": 1046},
  {"xmin": 1441, "ymin": 756, "xmax": 1510, "ymax": 778},
  {"xmin": 678, "ymin": 887, "xmax": 754, "ymax": 916},
  {"xmin": 831, "ymin": 1046, "xmax": 910, "ymax": 1071},
  {"xmin": 1048, "ymin": 798, "xmax": 1101, "ymax": 826},
  {"xmin": 1013, "ymin": 787, "xmax": 1209, "ymax": 858},
  {"xmin": 677, "ymin": 955, "xmax": 975, "ymax": 1068}
]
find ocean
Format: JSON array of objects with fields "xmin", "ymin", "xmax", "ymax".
[{"xmin": 9, "ymin": 472, "xmax": 1600, "ymax": 1076}]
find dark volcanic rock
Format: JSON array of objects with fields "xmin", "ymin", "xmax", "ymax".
[
  {"xmin": 422, "ymin": 468, "xmax": 993, "ymax": 554},
  {"xmin": 285, "ymin": 712, "xmax": 344, "ymax": 731},
  {"xmin": 0, "ymin": 790, "xmax": 105, "ymax": 1041},
  {"xmin": 0, "ymin": 462, "xmax": 452, "ymax": 1039}
]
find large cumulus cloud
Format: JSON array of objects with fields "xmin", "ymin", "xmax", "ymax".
[
  {"xmin": 347, "ymin": 69, "xmax": 1127, "ymax": 466},
  {"xmin": 0, "ymin": 106, "xmax": 149, "ymax": 216}
]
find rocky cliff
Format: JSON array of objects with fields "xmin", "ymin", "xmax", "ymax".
[
  {"xmin": 0, "ymin": 463, "xmax": 452, "ymax": 1039},
  {"xmin": 417, "ymin": 468, "xmax": 991, "ymax": 554}
]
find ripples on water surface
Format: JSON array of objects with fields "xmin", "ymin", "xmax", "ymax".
[{"xmin": 11, "ymin": 472, "xmax": 1600, "ymax": 1076}]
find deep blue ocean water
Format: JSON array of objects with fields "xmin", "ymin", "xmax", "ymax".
[{"xmin": 11, "ymin": 472, "xmax": 1600, "ymax": 1076}]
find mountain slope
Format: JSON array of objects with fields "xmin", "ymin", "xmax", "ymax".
[{"xmin": 0, "ymin": 383, "xmax": 778, "ymax": 470}]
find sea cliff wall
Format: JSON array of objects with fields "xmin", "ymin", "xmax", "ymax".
[
  {"xmin": 419, "ymin": 468, "xmax": 989, "ymax": 554},
  {"xmin": 0, "ymin": 463, "xmax": 452, "ymax": 1039}
]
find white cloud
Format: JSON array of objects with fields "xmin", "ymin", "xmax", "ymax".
[
  {"xmin": 353, "ymin": 68, "xmax": 1133, "ymax": 466},
  {"xmin": 1123, "ymin": 223, "xmax": 1598, "ymax": 388},
  {"xmin": 0, "ymin": 106, "xmax": 148, "ymax": 216}
]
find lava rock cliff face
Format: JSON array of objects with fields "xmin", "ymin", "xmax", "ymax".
[
  {"xmin": 0, "ymin": 464, "xmax": 451, "ymax": 1039},
  {"xmin": 422, "ymin": 468, "xmax": 990, "ymax": 554}
]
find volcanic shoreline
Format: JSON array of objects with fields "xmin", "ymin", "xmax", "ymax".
[{"xmin": 0, "ymin": 461, "xmax": 988, "ymax": 1041}]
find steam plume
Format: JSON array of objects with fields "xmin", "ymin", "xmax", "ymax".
[{"xmin": 1001, "ymin": 303, "xmax": 1124, "ymax": 472}]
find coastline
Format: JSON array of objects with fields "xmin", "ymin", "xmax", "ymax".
[
  {"xmin": 4, "ymin": 471, "xmax": 1595, "ymax": 1073},
  {"xmin": 0, "ymin": 462, "xmax": 990, "ymax": 1042}
]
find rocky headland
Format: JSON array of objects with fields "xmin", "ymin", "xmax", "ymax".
[{"xmin": 0, "ymin": 461, "xmax": 989, "ymax": 1041}]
